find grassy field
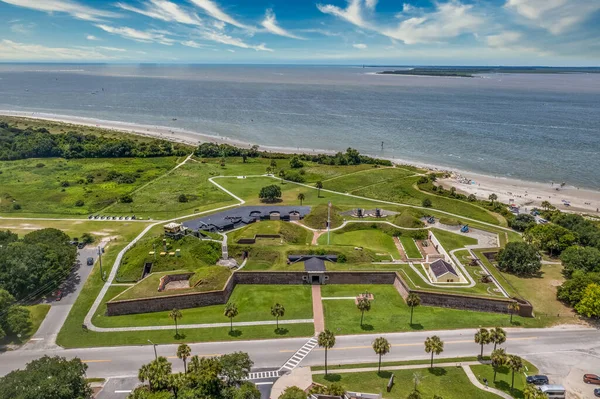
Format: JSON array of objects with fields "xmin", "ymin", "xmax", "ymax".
[
  {"xmin": 396, "ymin": 265, "xmax": 498, "ymax": 297},
  {"xmin": 313, "ymin": 366, "xmax": 501, "ymax": 399},
  {"xmin": 431, "ymin": 228, "xmax": 478, "ymax": 250},
  {"xmin": 116, "ymin": 233, "xmax": 222, "ymax": 282},
  {"xmin": 0, "ymin": 157, "xmax": 179, "ymax": 216},
  {"xmin": 399, "ymin": 236, "xmax": 422, "ymax": 258},
  {"xmin": 321, "ymin": 285, "xmax": 542, "ymax": 334},
  {"xmin": 312, "ymin": 356, "xmax": 487, "ymax": 371},
  {"xmin": 228, "ymin": 220, "xmax": 311, "ymax": 246},
  {"xmin": 471, "ymin": 361, "xmax": 539, "ymax": 399},
  {"xmin": 104, "ymin": 160, "xmax": 236, "ymax": 219},
  {"xmin": 322, "ymin": 167, "xmax": 418, "ymax": 193},
  {"xmin": 317, "ymin": 228, "xmax": 401, "ymax": 259},
  {"xmin": 94, "ymin": 284, "xmax": 312, "ymax": 328}
]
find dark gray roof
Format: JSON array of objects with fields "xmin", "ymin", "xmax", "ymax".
[
  {"xmin": 182, "ymin": 206, "xmax": 311, "ymax": 232},
  {"xmin": 430, "ymin": 259, "xmax": 459, "ymax": 278},
  {"xmin": 304, "ymin": 257, "xmax": 326, "ymax": 272}
]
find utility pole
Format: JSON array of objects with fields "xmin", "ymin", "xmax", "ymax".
[
  {"xmin": 148, "ymin": 339, "xmax": 158, "ymax": 361},
  {"xmin": 97, "ymin": 246, "xmax": 104, "ymax": 282},
  {"xmin": 327, "ymin": 201, "xmax": 331, "ymax": 245}
]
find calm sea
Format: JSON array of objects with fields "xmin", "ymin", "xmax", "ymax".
[{"xmin": 0, "ymin": 64, "xmax": 599, "ymax": 189}]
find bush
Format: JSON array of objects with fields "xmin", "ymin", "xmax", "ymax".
[
  {"xmin": 422, "ymin": 198, "xmax": 432, "ymax": 207},
  {"xmin": 80, "ymin": 233, "xmax": 95, "ymax": 244},
  {"xmin": 119, "ymin": 194, "xmax": 133, "ymax": 203},
  {"xmin": 497, "ymin": 242, "xmax": 541, "ymax": 276},
  {"xmin": 35, "ymin": 163, "xmax": 45, "ymax": 168},
  {"xmin": 178, "ymin": 194, "xmax": 189, "ymax": 203},
  {"xmin": 74, "ymin": 199, "xmax": 85, "ymax": 207},
  {"xmin": 338, "ymin": 253, "xmax": 347, "ymax": 263},
  {"xmin": 289, "ymin": 156, "xmax": 304, "ymax": 169},
  {"xmin": 509, "ymin": 214, "xmax": 536, "ymax": 232},
  {"xmin": 60, "ymin": 181, "xmax": 70, "ymax": 187},
  {"xmin": 12, "ymin": 203, "xmax": 21, "ymax": 210},
  {"xmin": 417, "ymin": 176, "xmax": 429, "ymax": 184},
  {"xmin": 284, "ymin": 171, "xmax": 305, "ymax": 183}
]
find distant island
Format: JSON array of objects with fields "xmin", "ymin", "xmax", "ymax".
[{"xmin": 375, "ymin": 66, "xmax": 600, "ymax": 78}]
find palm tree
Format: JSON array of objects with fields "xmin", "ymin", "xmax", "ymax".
[
  {"xmin": 407, "ymin": 392, "xmax": 422, "ymax": 399},
  {"xmin": 491, "ymin": 348, "xmax": 507, "ymax": 382},
  {"xmin": 356, "ymin": 296, "xmax": 371, "ymax": 327},
  {"xmin": 541, "ymin": 200, "xmax": 552, "ymax": 211},
  {"xmin": 279, "ymin": 169, "xmax": 285, "ymax": 183},
  {"xmin": 224, "ymin": 302, "xmax": 239, "ymax": 333},
  {"xmin": 412, "ymin": 371, "xmax": 425, "ymax": 392},
  {"xmin": 315, "ymin": 181, "xmax": 323, "ymax": 197},
  {"xmin": 169, "ymin": 372, "xmax": 186, "ymax": 399},
  {"xmin": 271, "ymin": 303, "xmax": 285, "ymax": 330},
  {"xmin": 489, "ymin": 193, "xmax": 498, "ymax": 205},
  {"xmin": 176, "ymin": 343, "xmax": 191, "ymax": 374},
  {"xmin": 508, "ymin": 302, "xmax": 520, "ymax": 323},
  {"xmin": 266, "ymin": 166, "xmax": 272, "ymax": 174},
  {"xmin": 372, "ymin": 337, "xmax": 391, "ymax": 373},
  {"xmin": 317, "ymin": 329, "xmax": 336, "ymax": 376},
  {"xmin": 424, "ymin": 336, "xmax": 444, "ymax": 368},
  {"xmin": 270, "ymin": 159, "xmax": 277, "ymax": 169},
  {"xmin": 169, "ymin": 309, "xmax": 182, "ymax": 337},
  {"xmin": 406, "ymin": 293, "xmax": 421, "ymax": 325},
  {"xmin": 507, "ymin": 354, "xmax": 524, "ymax": 391},
  {"xmin": 523, "ymin": 383, "xmax": 546, "ymax": 399},
  {"xmin": 297, "ymin": 193, "xmax": 305, "ymax": 206},
  {"xmin": 474, "ymin": 328, "xmax": 491, "ymax": 358},
  {"xmin": 138, "ymin": 356, "xmax": 172, "ymax": 392},
  {"xmin": 490, "ymin": 327, "xmax": 507, "ymax": 351}
]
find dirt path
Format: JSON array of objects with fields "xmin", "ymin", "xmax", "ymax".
[{"xmin": 311, "ymin": 285, "xmax": 325, "ymax": 334}]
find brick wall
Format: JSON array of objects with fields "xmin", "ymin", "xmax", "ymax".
[{"xmin": 157, "ymin": 272, "xmax": 194, "ymax": 292}]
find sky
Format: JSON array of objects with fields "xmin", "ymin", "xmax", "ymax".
[{"xmin": 0, "ymin": 0, "xmax": 599, "ymax": 65}]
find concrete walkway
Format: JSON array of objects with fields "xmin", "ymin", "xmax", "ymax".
[
  {"xmin": 312, "ymin": 285, "xmax": 325, "ymax": 334},
  {"xmin": 463, "ymin": 364, "xmax": 514, "ymax": 399}
]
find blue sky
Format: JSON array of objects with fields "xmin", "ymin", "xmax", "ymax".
[{"xmin": 1, "ymin": 0, "xmax": 599, "ymax": 65}]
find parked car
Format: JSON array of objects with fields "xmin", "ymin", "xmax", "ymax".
[
  {"xmin": 594, "ymin": 388, "xmax": 600, "ymax": 397},
  {"xmin": 77, "ymin": 242, "xmax": 85, "ymax": 249},
  {"xmin": 86, "ymin": 257, "xmax": 94, "ymax": 266},
  {"xmin": 526, "ymin": 375, "xmax": 549, "ymax": 385},
  {"xmin": 584, "ymin": 374, "xmax": 600, "ymax": 384},
  {"xmin": 54, "ymin": 290, "xmax": 63, "ymax": 301}
]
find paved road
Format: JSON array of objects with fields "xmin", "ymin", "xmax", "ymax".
[{"xmin": 21, "ymin": 243, "xmax": 105, "ymax": 351}]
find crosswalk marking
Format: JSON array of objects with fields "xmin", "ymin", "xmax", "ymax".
[{"xmin": 277, "ymin": 337, "xmax": 318, "ymax": 374}]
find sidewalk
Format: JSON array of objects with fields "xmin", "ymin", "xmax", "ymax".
[{"xmin": 312, "ymin": 285, "xmax": 325, "ymax": 334}]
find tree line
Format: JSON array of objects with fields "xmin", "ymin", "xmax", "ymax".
[{"xmin": 0, "ymin": 122, "xmax": 189, "ymax": 161}]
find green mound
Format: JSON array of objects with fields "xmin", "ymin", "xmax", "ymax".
[
  {"xmin": 229, "ymin": 220, "xmax": 310, "ymax": 245},
  {"xmin": 303, "ymin": 204, "xmax": 344, "ymax": 229},
  {"xmin": 394, "ymin": 210, "xmax": 425, "ymax": 228},
  {"xmin": 439, "ymin": 217, "xmax": 462, "ymax": 226}
]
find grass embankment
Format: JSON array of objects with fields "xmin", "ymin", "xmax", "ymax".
[
  {"xmin": 470, "ymin": 360, "xmax": 539, "ymax": 399},
  {"xmin": 228, "ymin": 220, "xmax": 311, "ymax": 246},
  {"xmin": 94, "ymin": 285, "xmax": 313, "ymax": 328},
  {"xmin": 104, "ymin": 160, "xmax": 236, "ymax": 219},
  {"xmin": 322, "ymin": 167, "xmax": 417, "ymax": 194},
  {"xmin": 317, "ymin": 228, "xmax": 400, "ymax": 260},
  {"xmin": 312, "ymin": 356, "xmax": 487, "ymax": 371},
  {"xmin": 394, "ymin": 209, "xmax": 425, "ymax": 228},
  {"xmin": 116, "ymin": 233, "xmax": 222, "ymax": 282},
  {"xmin": 322, "ymin": 285, "xmax": 543, "ymax": 335},
  {"xmin": 304, "ymin": 203, "xmax": 345, "ymax": 230},
  {"xmin": 399, "ymin": 236, "xmax": 422, "ymax": 258},
  {"xmin": 431, "ymin": 228, "xmax": 478, "ymax": 250},
  {"xmin": 0, "ymin": 157, "xmax": 178, "ymax": 216},
  {"xmin": 313, "ymin": 366, "xmax": 501, "ymax": 399}
]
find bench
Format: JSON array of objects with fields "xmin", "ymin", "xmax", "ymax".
[{"xmin": 387, "ymin": 373, "xmax": 395, "ymax": 392}]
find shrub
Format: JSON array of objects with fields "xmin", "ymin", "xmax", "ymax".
[
  {"xmin": 80, "ymin": 233, "xmax": 94, "ymax": 244},
  {"xmin": 12, "ymin": 203, "xmax": 21, "ymax": 210},
  {"xmin": 119, "ymin": 194, "xmax": 133, "ymax": 203},
  {"xmin": 178, "ymin": 194, "xmax": 189, "ymax": 203},
  {"xmin": 422, "ymin": 198, "xmax": 432, "ymax": 207},
  {"xmin": 417, "ymin": 176, "xmax": 429, "ymax": 184},
  {"xmin": 338, "ymin": 253, "xmax": 347, "ymax": 263},
  {"xmin": 35, "ymin": 163, "xmax": 45, "ymax": 168},
  {"xmin": 284, "ymin": 171, "xmax": 305, "ymax": 183},
  {"xmin": 60, "ymin": 181, "xmax": 70, "ymax": 187},
  {"xmin": 290, "ymin": 156, "xmax": 304, "ymax": 169},
  {"xmin": 75, "ymin": 199, "xmax": 85, "ymax": 207}
]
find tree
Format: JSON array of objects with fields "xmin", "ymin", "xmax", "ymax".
[
  {"xmin": 80, "ymin": 232, "xmax": 94, "ymax": 244},
  {"xmin": 278, "ymin": 386, "xmax": 306, "ymax": 399},
  {"xmin": 412, "ymin": 371, "xmax": 424, "ymax": 392},
  {"xmin": 315, "ymin": 181, "xmax": 323, "ymax": 197},
  {"xmin": 297, "ymin": 193, "xmax": 305, "ymax": 206},
  {"xmin": 489, "ymin": 193, "xmax": 498, "ymax": 205},
  {"xmin": 508, "ymin": 301, "xmax": 520, "ymax": 323},
  {"xmin": 560, "ymin": 246, "xmax": 600, "ymax": 277},
  {"xmin": 474, "ymin": 328, "xmax": 491, "ymax": 358},
  {"xmin": 235, "ymin": 382, "xmax": 261, "ymax": 399},
  {"xmin": 270, "ymin": 159, "xmax": 277, "ymax": 169},
  {"xmin": 541, "ymin": 201, "xmax": 554, "ymax": 211},
  {"xmin": 356, "ymin": 296, "xmax": 371, "ymax": 327},
  {"xmin": 4, "ymin": 306, "xmax": 32, "ymax": 337},
  {"xmin": 524, "ymin": 384, "xmax": 548, "ymax": 399},
  {"xmin": 557, "ymin": 271, "xmax": 600, "ymax": 306},
  {"xmin": 0, "ymin": 356, "xmax": 93, "ymax": 399},
  {"xmin": 178, "ymin": 194, "xmax": 188, "ymax": 203},
  {"xmin": 289, "ymin": 156, "xmax": 304, "ymax": 169},
  {"xmin": 491, "ymin": 348, "xmax": 507, "ymax": 382},
  {"xmin": 407, "ymin": 392, "xmax": 422, "ymax": 399},
  {"xmin": 278, "ymin": 169, "xmax": 285, "ymax": 183},
  {"xmin": 496, "ymin": 242, "xmax": 541, "ymax": 276},
  {"xmin": 422, "ymin": 198, "xmax": 432, "ymax": 208},
  {"xmin": 169, "ymin": 309, "xmax": 182, "ymax": 337},
  {"xmin": 75, "ymin": 199, "xmax": 85, "ymax": 207},
  {"xmin": 138, "ymin": 357, "xmax": 172, "ymax": 392},
  {"xmin": 524, "ymin": 224, "xmax": 577, "ymax": 256},
  {"xmin": 406, "ymin": 293, "xmax": 421, "ymax": 325},
  {"xmin": 575, "ymin": 283, "xmax": 600, "ymax": 317},
  {"xmin": 120, "ymin": 194, "xmax": 133, "ymax": 203},
  {"xmin": 266, "ymin": 166, "xmax": 272, "ymax": 174},
  {"xmin": 510, "ymin": 214, "xmax": 536, "ymax": 232},
  {"xmin": 224, "ymin": 303, "xmax": 239, "ymax": 332},
  {"xmin": 271, "ymin": 303, "xmax": 285, "ymax": 330},
  {"xmin": 467, "ymin": 194, "xmax": 477, "ymax": 202},
  {"xmin": 317, "ymin": 329, "xmax": 336, "ymax": 376},
  {"xmin": 490, "ymin": 327, "xmax": 507, "ymax": 351},
  {"xmin": 424, "ymin": 336, "xmax": 444, "ymax": 368},
  {"xmin": 372, "ymin": 337, "xmax": 391, "ymax": 373},
  {"xmin": 258, "ymin": 185, "xmax": 282, "ymax": 203},
  {"xmin": 220, "ymin": 352, "xmax": 253, "ymax": 387},
  {"xmin": 507, "ymin": 355, "xmax": 524, "ymax": 390},
  {"xmin": 176, "ymin": 344, "xmax": 191, "ymax": 374}
]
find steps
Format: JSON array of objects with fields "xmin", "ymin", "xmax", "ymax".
[{"xmin": 278, "ymin": 337, "xmax": 318, "ymax": 374}]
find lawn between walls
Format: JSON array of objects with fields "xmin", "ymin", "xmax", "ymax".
[
  {"xmin": 311, "ymin": 356, "xmax": 489, "ymax": 371},
  {"xmin": 471, "ymin": 360, "xmax": 539, "ymax": 399}
]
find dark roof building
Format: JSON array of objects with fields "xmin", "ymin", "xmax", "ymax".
[
  {"xmin": 429, "ymin": 259, "xmax": 459, "ymax": 278},
  {"xmin": 288, "ymin": 255, "xmax": 338, "ymax": 272}
]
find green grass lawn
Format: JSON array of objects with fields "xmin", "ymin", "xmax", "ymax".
[
  {"xmin": 94, "ymin": 284, "xmax": 313, "ymax": 328},
  {"xmin": 431, "ymin": 228, "xmax": 478, "ymax": 250},
  {"xmin": 399, "ymin": 236, "xmax": 422, "ymax": 258},
  {"xmin": 318, "ymin": 229, "xmax": 400, "ymax": 259},
  {"xmin": 312, "ymin": 356, "xmax": 487, "ymax": 371},
  {"xmin": 313, "ymin": 367, "xmax": 502, "ymax": 399},
  {"xmin": 396, "ymin": 265, "xmax": 497, "ymax": 297},
  {"xmin": 322, "ymin": 167, "xmax": 418, "ymax": 194},
  {"xmin": 104, "ymin": 160, "xmax": 236, "ymax": 219},
  {"xmin": 322, "ymin": 285, "xmax": 543, "ymax": 334},
  {"xmin": 0, "ymin": 157, "xmax": 179, "ymax": 216},
  {"xmin": 228, "ymin": 220, "xmax": 311, "ymax": 246},
  {"xmin": 470, "ymin": 361, "xmax": 539, "ymax": 399},
  {"xmin": 116, "ymin": 233, "xmax": 222, "ymax": 282}
]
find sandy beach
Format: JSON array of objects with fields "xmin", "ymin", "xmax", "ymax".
[{"xmin": 2, "ymin": 110, "xmax": 600, "ymax": 216}]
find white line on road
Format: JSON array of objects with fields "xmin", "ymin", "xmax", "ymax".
[
  {"xmin": 114, "ymin": 390, "xmax": 132, "ymax": 393},
  {"xmin": 254, "ymin": 382, "xmax": 274, "ymax": 386}
]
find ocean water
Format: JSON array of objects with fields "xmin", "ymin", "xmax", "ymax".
[{"xmin": 0, "ymin": 64, "xmax": 599, "ymax": 189}]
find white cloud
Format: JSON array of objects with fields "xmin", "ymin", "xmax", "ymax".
[
  {"xmin": 298, "ymin": 28, "xmax": 342, "ymax": 37},
  {"xmin": 382, "ymin": 1, "xmax": 483, "ymax": 44},
  {"xmin": 505, "ymin": 0, "xmax": 600, "ymax": 34},
  {"xmin": 10, "ymin": 22, "xmax": 35, "ymax": 35},
  {"xmin": 317, "ymin": 0, "xmax": 368, "ymax": 28},
  {"xmin": 200, "ymin": 30, "xmax": 272, "ymax": 51},
  {"xmin": 213, "ymin": 20, "xmax": 226, "ymax": 30},
  {"xmin": 0, "ymin": 0, "xmax": 118, "ymax": 22},
  {"xmin": 261, "ymin": 9, "xmax": 304, "ymax": 40},
  {"xmin": 97, "ymin": 46, "xmax": 127, "ymax": 52},
  {"xmin": 95, "ymin": 24, "xmax": 175, "ymax": 45},
  {"xmin": 365, "ymin": 0, "xmax": 378, "ymax": 10},
  {"xmin": 486, "ymin": 31, "xmax": 521, "ymax": 48},
  {"xmin": 116, "ymin": 0, "xmax": 202, "ymax": 26},
  {"xmin": 188, "ymin": 0, "xmax": 249, "ymax": 29},
  {"xmin": 353, "ymin": 43, "xmax": 367, "ymax": 49},
  {"xmin": 0, "ymin": 39, "xmax": 111, "ymax": 60},
  {"xmin": 86, "ymin": 35, "xmax": 99, "ymax": 41},
  {"xmin": 227, "ymin": 49, "xmax": 235, "ymax": 53},
  {"xmin": 181, "ymin": 40, "xmax": 204, "ymax": 48}
]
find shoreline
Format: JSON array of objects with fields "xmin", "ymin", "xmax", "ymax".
[{"xmin": 2, "ymin": 110, "xmax": 599, "ymax": 216}]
